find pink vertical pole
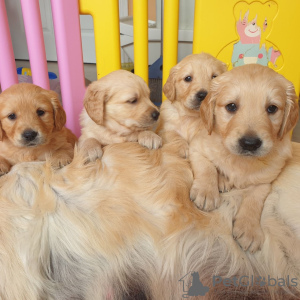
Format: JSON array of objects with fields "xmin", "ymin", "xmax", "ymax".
[
  {"xmin": 20, "ymin": 0, "xmax": 50, "ymax": 90},
  {"xmin": 0, "ymin": 0, "xmax": 18, "ymax": 91},
  {"xmin": 51, "ymin": 0, "xmax": 85, "ymax": 137}
]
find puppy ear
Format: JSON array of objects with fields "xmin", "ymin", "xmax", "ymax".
[
  {"xmin": 278, "ymin": 82, "xmax": 299, "ymax": 139},
  {"xmin": 46, "ymin": 90, "xmax": 66, "ymax": 132},
  {"xmin": 0, "ymin": 122, "xmax": 4, "ymax": 141},
  {"xmin": 220, "ymin": 62, "xmax": 228, "ymax": 73},
  {"xmin": 163, "ymin": 67, "xmax": 178, "ymax": 102},
  {"xmin": 83, "ymin": 82, "xmax": 107, "ymax": 125},
  {"xmin": 200, "ymin": 92, "xmax": 216, "ymax": 135}
]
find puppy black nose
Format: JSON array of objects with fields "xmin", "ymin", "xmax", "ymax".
[
  {"xmin": 22, "ymin": 130, "xmax": 38, "ymax": 142},
  {"xmin": 239, "ymin": 136, "xmax": 262, "ymax": 152},
  {"xmin": 151, "ymin": 110, "xmax": 160, "ymax": 121},
  {"xmin": 196, "ymin": 90, "xmax": 208, "ymax": 102}
]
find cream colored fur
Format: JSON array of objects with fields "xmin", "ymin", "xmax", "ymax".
[
  {"xmin": 0, "ymin": 140, "xmax": 300, "ymax": 299},
  {"xmin": 156, "ymin": 53, "xmax": 227, "ymax": 158},
  {"xmin": 0, "ymin": 83, "xmax": 77, "ymax": 174},
  {"xmin": 79, "ymin": 70, "xmax": 162, "ymax": 161},
  {"xmin": 189, "ymin": 64, "xmax": 299, "ymax": 253}
]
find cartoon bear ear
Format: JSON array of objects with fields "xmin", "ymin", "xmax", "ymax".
[
  {"xmin": 234, "ymin": 2, "xmax": 249, "ymax": 21},
  {"xmin": 264, "ymin": 1, "xmax": 278, "ymax": 18}
]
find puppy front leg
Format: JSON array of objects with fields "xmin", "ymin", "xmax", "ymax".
[
  {"xmin": 49, "ymin": 144, "xmax": 75, "ymax": 168},
  {"xmin": 78, "ymin": 138, "xmax": 103, "ymax": 162},
  {"xmin": 138, "ymin": 131, "xmax": 162, "ymax": 150},
  {"xmin": 0, "ymin": 156, "xmax": 12, "ymax": 175},
  {"xmin": 160, "ymin": 131, "xmax": 189, "ymax": 158},
  {"xmin": 189, "ymin": 151, "xmax": 220, "ymax": 211},
  {"xmin": 233, "ymin": 183, "xmax": 270, "ymax": 253},
  {"xmin": 218, "ymin": 173, "xmax": 234, "ymax": 193}
]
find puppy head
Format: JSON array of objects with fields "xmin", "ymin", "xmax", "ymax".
[
  {"xmin": 84, "ymin": 70, "xmax": 160, "ymax": 131},
  {"xmin": 200, "ymin": 64, "xmax": 299, "ymax": 157},
  {"xmin": 163, "ymin": 53, "xmax": 227, "ymax": 110},
  {"xmin": 0, "ymin": 83, "xmax": 66, "ymax": 146}
]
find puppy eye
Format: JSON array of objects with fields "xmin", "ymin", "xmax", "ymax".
[
  {"xmin": 37, "ymin": 109, "xmax": 45, "ymax": 116},
  {"xmin": 212, "ymin": 74, "xmax": 218, "ymax": 79},
  {"xmin": 225, "ymin": 103, "xmax": 238, "ymax": 113},
  {"xmin": 184, "ymin": 76, "xmax": 192, "ymax": 82},
  {"xmin": 8, "ymin": 113, "xmax": 16, "ymax": 120},
  {"xmin": 267, "ymin": 105, "xmax": 278, "ymax": 114},
  {"xmin": 127, "ymin": 98, "xmax": 138, "ymax": 104}
]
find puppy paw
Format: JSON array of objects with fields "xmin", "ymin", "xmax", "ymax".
[
  {"xmin": 174, "ymin": 140, "xmax": 189, "ymax": 158},
  {"xmin": 79, "ymin": 138, "xmax": 103, "ymax": 162},
  {"xmin": 0, "ymin": 158, "xmax": 12, "ymax": 176},
  {"xmin": 190, "ymin": 179, "xmax": 220, "ymax": 211},
  {"xmin": 162, "ymin": 139, "xmax": 189, "ymax": 159},
  {"xmin": 138, "ymin": 131, "xmax": 162, "ymax": 149},
  {"xmin": 233, "ymin": 217, "xmax": 264, "ymax": 253},
  {"xmin": 50, "ymin": 154, "xmax": 73, "ymax": 169},
  {"xmin": 218, "ymin": 173, "xmax": 233, "ymax": 193},
  {"xmin": 84, "ymin": 146, "xmax": 103, "ymax": 162}
]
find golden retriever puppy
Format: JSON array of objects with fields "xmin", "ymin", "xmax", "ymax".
[
  {"xmin": 1, "ymin": 142, "xmax": 300, "ymax": 299},
  {"xmin": 156, "ymin": 53, "xmax": 227, "ymax": 157},
  {"xmin": 189, "ymin": 64, "xmax": 299, "ymax": 253},
  {"xmin": 0, "ymin": 83, "xmax": 77, "ymax": 174},
  {"xmin": 79, "ymin": 70, "xmax": 162, "ymax": 160}
]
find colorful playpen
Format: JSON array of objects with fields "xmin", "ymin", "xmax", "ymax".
[{"xmin": 0, "ymin": 0, "xmax": 299, "ymax": 137}]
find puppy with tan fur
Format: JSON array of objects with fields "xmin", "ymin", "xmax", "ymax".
[
  {"xmin": 156, "ymin": 53, "xmax": 227, "ymax": 157},
  {"xmin": 79, "ymin": 70, "xmax": 162, "ymax": 160},
  {"xmin": 2, "ymin": 140, "xmax": 300, "ymax": 299},
  {"xmin": 189, "ymin": 64, "xmax": 299, "ymax": 253},
  {"xmin": 0, "ymin": 83, "xmax": 77, "ymax": 174}
]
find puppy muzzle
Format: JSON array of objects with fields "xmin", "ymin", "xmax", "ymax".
[
  {"xmin": 151, "ymin": 110, "xmax": 160, "ymax": 121},
  {"xmin": 190, "ymin": 89, "xmax": 208, "ymax": 110},
  {"xmin": 196, "ymin": 90, "xmax": 208, "ymax": 102},
  {"xmin": 238, "ymin": 136, "xmax": 262, "ymax": 155},
  {"xmin": 21, "ymin": 129, "xmax": 40, "ymax": 147}
]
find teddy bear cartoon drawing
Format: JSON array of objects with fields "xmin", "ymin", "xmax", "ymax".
[{"xmin": 218, "ymin": 1, "xmax": 282, "ymax": 70}]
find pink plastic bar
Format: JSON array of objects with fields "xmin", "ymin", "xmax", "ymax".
[
  {"xmin": 51, "ymin": 0, "xmax": 85, "ymax": 137},
  {"xmin": 0, "ymin": 0, "xmax": 18, "ymax": 90},
  {"xmin": 20, "ymin": 0, "xmax": 50, "ymax": 90}
]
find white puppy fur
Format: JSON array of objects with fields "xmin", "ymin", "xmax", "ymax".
[{"xmin": 0, "ymin": 140, "xmax": 300, "ymax": 299}]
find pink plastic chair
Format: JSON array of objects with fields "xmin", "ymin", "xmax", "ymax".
[{"xmin": 0, "ymin": 0, "xmax": 87, "ymax": 137}]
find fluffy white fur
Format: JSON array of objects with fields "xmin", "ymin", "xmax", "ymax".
[
  {"xmin": 79, "ymin": 70, "xmax": 161, "ymax": 161},
  {"xmin": 189, "ymin": 64, "xmax": 299, "ymax": 253},
  {"xmin": 156, "ymin": 53, "xmax": 227, "ymax": 158},
  {"xmin": 0, "ymin": 140, "xmax": 300, "ymax": 299}
]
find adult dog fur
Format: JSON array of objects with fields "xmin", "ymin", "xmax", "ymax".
[
  {"xmin": 189, "ymin": 64, "xmax": 299, "ymax": 253},
  {"xmin": 156, "ymin": 53, "xmax": 227, "ymax": 157},
  {"xmin": 79, "ymin": 70, "xmax": 162, "ymax": 160},
  {"xmin": 0, "ymin": 83, "xmax": 77, "ymax": 174},
  {"xmin": 1, "ymin": 141, "xmax": 300, "ymax": 299}
]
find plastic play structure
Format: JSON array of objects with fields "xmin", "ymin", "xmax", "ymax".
[{"xmin": 0, "ymin": 0, "xmax": 299, "ymax": 137}]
